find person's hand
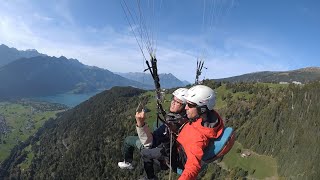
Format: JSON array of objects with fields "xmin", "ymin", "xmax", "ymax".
[{"xmin": 135, "ymin": 111, "xmax": 146, "ymax": 127}]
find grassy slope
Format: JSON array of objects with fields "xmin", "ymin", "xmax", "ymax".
[
  {"xmin": 0, "ymin": 102, "xmax": 64, "ymax": 162},
  {"xmin": 18, "ymin": 145, "xmax": 34, "ymax": 170},
  {"xmin": 222, "ymin": 142, "xmax": 278, "ymax": 179}
]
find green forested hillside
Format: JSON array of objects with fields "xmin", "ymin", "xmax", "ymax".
[
  {"xmin": 209, "ymin": 81, "xmax": 320, "ymax": 179},
  {"xmin": 1, "ymin": 87, "xmax": 147, "ymax": 179},
  {"xmin": 2, "ymin": 82, "xmax": 320, "ymax": 179},
  {"xmin": 230, "ymin": 82, "xmax": 320, "ymax": 179}
]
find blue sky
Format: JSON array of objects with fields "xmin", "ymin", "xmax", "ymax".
[{"xmin": 0, "ymin": 0, "xmax": 319, "ymax": 82}]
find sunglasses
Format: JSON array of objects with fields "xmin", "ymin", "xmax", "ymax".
[
  {"xmin": 171, "ymin": 97, "xmax": 184, "ymax": 105},
  {"xmin": 186, "ymin": 102, "xmax": 197, "ymax": 108}
]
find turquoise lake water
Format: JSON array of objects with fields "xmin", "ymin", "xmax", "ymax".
[{"xmin": 32, "ymin": 91, "xmax": 102, "ymax": 107}]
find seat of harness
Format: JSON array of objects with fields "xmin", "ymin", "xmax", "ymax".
[
  {"xmin": 176, "ymin": 127, "xmax": 234, "ymax": 174},
  {"xmin": 202, "ymin": 127, "xmax": 234, "ymax": 162}
]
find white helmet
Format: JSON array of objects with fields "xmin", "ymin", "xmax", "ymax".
[
  {"xmin": 185, "ymin": 85, "xmax": 216, "ymax": 110},
  {"xmin": 172, "ymin": 88, "xmax": 188, "ymax": 104}
]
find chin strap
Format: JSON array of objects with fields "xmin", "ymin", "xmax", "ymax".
[
  {"xmin": 188, "ymin": 105, "xmax": 209, "ymax": 124},
  {"xmin": 166, "ymin": 113, "xmax": 183, "ymax": 122},
  {"xmin": 197, "ymin": 105, "xmax": 209, "ymax": 115}
]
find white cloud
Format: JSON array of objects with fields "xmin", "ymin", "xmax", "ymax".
[
  {"xmin": 205, "ymin": 56, "xmax": 288, "ymax": 79},
  {"xmin": 0, "ymin": 16, "xmax": 40, "ymax": 49},
  {"xmin": 225, "ymin": 37, "xmax": 280, "ymax": 58},
  {"xmin": 53, "ymin": 0, "xmax": 75, "ymax": 25},
  {"xmin": 0, "ymin": 1, "xmax": 295, "ymax": 83},
  {"xmin": 33, "ymin": 13, "xmax": 53, "ymax": 22},
  {"xmin": 0, "ymin": 10, "xmax": 290, "ymax": 82}
]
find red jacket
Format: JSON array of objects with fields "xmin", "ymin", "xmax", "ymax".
[{"xmin": 177, "ymin": 110, "xmax": 224, "ymax": 180}]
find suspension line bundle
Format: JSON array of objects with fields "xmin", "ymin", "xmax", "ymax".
[
  {"xmin": 121, "ymin": 1, "xmax": 236, "ymax": 179},
  {"xmin": 195, "ymin": 59, "xmax": 206, "ymax": 85}
]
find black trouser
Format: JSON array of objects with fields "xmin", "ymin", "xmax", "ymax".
[
  {"xmin": 141, "ymin": 144, "xmax": 178, "ymax": 179},
  {"xmin": 141, "ymin": 148, "xmax": 163, "ymax": 179}
]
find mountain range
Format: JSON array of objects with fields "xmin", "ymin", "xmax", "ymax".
[
  {"xmin": 0, "ymin": 44, "xmax": 188, "ymax": 98},
  {"xmin": 116, "ymin": 72, "xmax": 190, "ymax": 89},
  {"xmin": 0, "ymin": 56, "xmax": 151, "ymax": 98},
  {"xmin": 0, "ymin": 44, "xmax": 46, "ymax": 67},
  {"xmin": 1, "ymin": 43, "xmax": 320, "ymax": 98},
  {"xmin": 214, "ymin": 67, "xmax": 320, "ymax": 83}
]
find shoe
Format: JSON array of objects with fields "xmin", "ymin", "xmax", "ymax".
[{"xmin": 118, "ymin": 161, "xmax": 134, "ymax": 170}]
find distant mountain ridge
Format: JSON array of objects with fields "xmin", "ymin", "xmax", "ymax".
[
  {"xmin": 0, "ymin": 44, "xmax": 46, "ymax": 67},
  {"xmin": 0, "ymin": 44, "xmax": 190, "ymax": 99},
  {"xmin": 116, "ymin": 72, "xmax": 190, "ymax": 89},
  {"xmin": 214, "ymin": 67, "xmax": 320, "ymax": 83},
  {"xmin": 0, "ymin": 56, "xmax": 152, "ymax": 98}
]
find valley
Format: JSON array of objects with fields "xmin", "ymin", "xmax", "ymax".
[{"xmin": 0, "ymin": 100, "xmax": 67, "ymax": 162}]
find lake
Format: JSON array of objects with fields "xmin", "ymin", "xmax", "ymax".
[{"xmin": 32, "ymin": 91, "xmax": 102, "ymax": 107}]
